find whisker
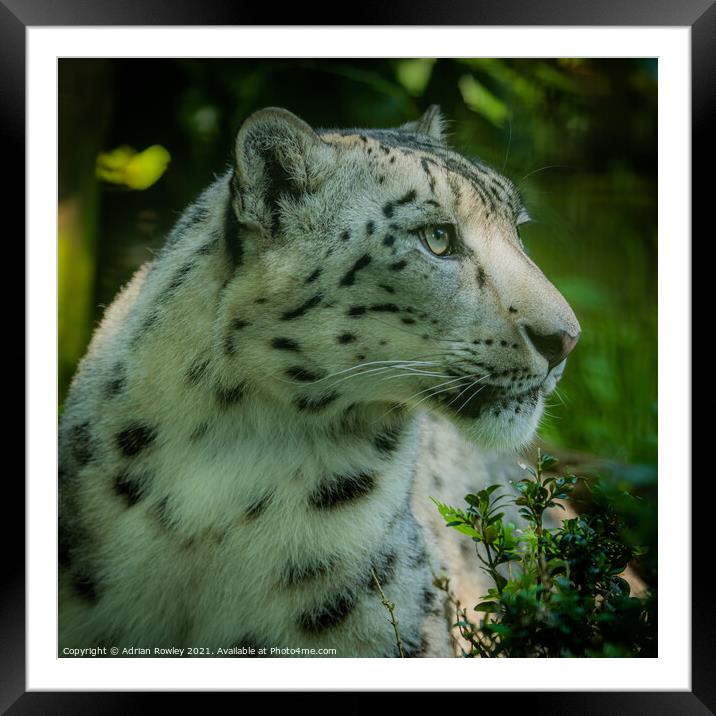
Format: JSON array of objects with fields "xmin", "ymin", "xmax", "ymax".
[
  {"xmin": 456, "ymin": 381, "xmax": 491, "ymax": 415},
  {"xmin": 502, "ymin": 116, "xmax": 513, "ymax": 173},
  {"xmin": 396, "ymin": 375, "xmax": 473, "ymax": 404},
  {"xmin": 319, "ymin": 363, "xmax": 450, "ymax": 392},
  {"xmin": 444, "ymin": 373, "xmax": 492, "ymax": 411},
  {"xmin": 273, "ymin": 359, "xmax": 442, "ymax": 387},
  {"xmin": 518, "ymin": 164, "xmax": 570, "ymax": 185},
  {"xmin": 376, "ymin": 370, "xmax": 455, "ymax": 383},
  {"xmin": 405, "ymin": 376, "xmax": 480, "ymax": 413},
  {"xmin": 551, "ymin": 386, "xmax": 567, "ymax": 407},
  {"xmin": 374, "ymin": 377, "xmax": 474, "ymax": 423}
]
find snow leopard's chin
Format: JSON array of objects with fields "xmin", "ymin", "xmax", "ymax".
[{"xmin": 425, "ymin": 360, "xmax": 569, "ymax": 452}]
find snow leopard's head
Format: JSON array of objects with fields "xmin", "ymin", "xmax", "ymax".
[{"xmin": 219, "ymin": 107, "xmax": 580, "ymax": 450}]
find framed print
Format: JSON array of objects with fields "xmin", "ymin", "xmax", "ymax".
[{"xmin": 9, "ymin": 0, "xmax": 709, "ymax": 710}]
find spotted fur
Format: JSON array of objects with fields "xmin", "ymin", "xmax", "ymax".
[{"xmin": 58, "ymin": 106, "xmax": 579, "ymax": 658}]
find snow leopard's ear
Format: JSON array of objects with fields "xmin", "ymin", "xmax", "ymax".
[
  {"xmin": 233, "ymin": 107, "xmax": 333, "ymax": 233},
  {"xmin": 400, "ymin": 105, "xmax": 447, "ymax": 142}
]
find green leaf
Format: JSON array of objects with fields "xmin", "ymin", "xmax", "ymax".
[
  {"xmin": 494, "ymin": 573, "xmax": 508, "ymax": 591},
  {"xmin": 474, "ymin": 601, "xmax": 498, "ymax": 612}
]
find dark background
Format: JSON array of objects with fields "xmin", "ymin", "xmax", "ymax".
[{"xmin": 58, "ymin": 57, "xmax": 657, "ymax": 473}]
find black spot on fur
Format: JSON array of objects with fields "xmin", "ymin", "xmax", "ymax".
[
  {"xmin": 106, "ymin": 376, "xmax": 126, "ymax": 398},
  {"xmin": 70, "ymin": 422, "xmax": 95, "ymax": 466},
  {"xmin": 281, "ymin": 293, "xmax": 323, "ymax": 321},
  {"xmin": 389, "ymin": 260, "xmax": 408, "ymax": 271},
  {"xmin": 106, "ymin": 364, "xmax": 126, "ymax": 398},
  {"xmin": 421, "ymin": 158, "xmax": 438, "ymax": 193},
  {"xmin": 286, "ymin": 366, "xmax": 325, "ymax": 382},
  {"xmin": 224, "ymin": 333, "xmax": 237, "ymax": 357},
  {"xmin": 411, "ymin": 547, "xmax": 429, "ymax": 568},
  {"xmin": 305, "ymin": 267, "xmax": 322, "ymax": 284},
  {"xmin": 401, "ymin": 317, "xmax": 416, "ymax": 325},
  {"xmin": 297, "ymin": 593, "xmax": 355, "ymax": 633},
  {"xmin": 366, "ymin": 221, "xmax": 375, "ymax": 235},
  {"xmin": 245, "ymin": 491, "xmax": 274, "ymax": 520},
  {"xmin": 178, "ymin": 203, "xmax": 212, "ymax": 235},
  {"xmin": 295, "ymin": 393, "xmax": 339, "ymax": 412},
  {"xmin": 197, "ymin": 237, "xmax": 220, "ymax": 255},
  {"xmin": 271, "ymin": 337, "xmax": 301, "ymax": 352},
  {"xmin": 154, "ymin": 496, "xmax": 180, "ymax": 531},
  {"xmin": 348, "ymin": 305, "xmax": 366, "ymax": 317},
  {"xmin": 383, "ymin": 189, "xmax": 418, "ymax": 217},
  {"xmin": 72, "ymin": 571, "xmax": 99, "ymax": 603},
  {"xmin": 309, "ymin": 471, "xmax": 376, "ymax": 509},
  {"xmin": 422, "ymin": 587, "xmax": 437, "ymax": 611},
  {"xmin": 339, "ymin": 254, "xmax": 372, "ymax": 287},
  {"xmin": 340, "ymin": 230, "xmax": 350, "ymax": 242},
  {"xmin": 114, "ymin": 471, "xmax": 148, "ymax": 506},
  {"xmin": 374, "ymin": 426, "xmax": 402, "ymax": 456},
  {"xmin": 116, "ymin": 424, "xmax": 156, "ymax": 457},
  {"xmin": 232, "ymin": 318, "xmax": 251, "ymax": 331},
  {"xmin": 186, "ymin": 358, "xmax": 210, "ymax": 385},
  {"xmin": 337, "ymin": 332, "xmax": 356, "ymax": 344},
  {"xmin": 378, "ymin": 284, "xmax": 395, "ymax": 294},
  {"xmin": 402, "ymin": 633, "xmax": 428, "ymax": 658},
  {"xmin": 162, "ymin": 261, "xmax": 194, "ymax": 299},
  {"xmin": 368, "ymin": 551, "xmax": 398, "ymax": 590},
  {"xmin": 397, "ymin": 189, "xmax": 417, "ymax": 205},
  {"xmin": 477, "ymin": 266, "xmax": 486, "ymax": 288},
  {"xmin": 58, "ymin": 524, "xmax": 72, "ymax": 568},
  {"xmin": 383, "ymin": 234, "xmax": 395, "ymax": 247},
  {"xmin": 230, "ymin": 635, "xmax": 265, "ymax": 656},
  {"xmin": 280, "ymin": 558, "xmax": 334, "ymax": 587},
  {"xmin": 369, "ymin": 303, "xmax": 400, "ymax": 313},
  {"xmin": 217, "ymin": 383, "xmax": 246, "ymax": 407},
  {"xmin": 190, "ymin": 423, "xmax": 209, "ymax": 441}
]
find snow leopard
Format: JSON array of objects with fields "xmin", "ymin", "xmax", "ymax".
[{"xmin": 58, "ymin": 106, "xmax": 580, "ymax": 657}]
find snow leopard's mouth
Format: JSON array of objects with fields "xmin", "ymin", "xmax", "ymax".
[{"xmin": 433, "ymin": 384, "xmax": 541, "ymax": 421}]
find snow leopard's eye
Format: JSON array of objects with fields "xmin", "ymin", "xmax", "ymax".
[{"xmin": 418, "ymin": 224, "xmax": 455, "ymax": 257}]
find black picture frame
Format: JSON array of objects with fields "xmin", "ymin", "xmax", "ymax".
[{"xmin": 7, "ymin": 0, "xmax": 708, "ymax": 711}]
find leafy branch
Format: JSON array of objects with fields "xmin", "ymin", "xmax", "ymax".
[{"xmin": 432, "ymin": 451, "xmax": 656, "ymax": 657}]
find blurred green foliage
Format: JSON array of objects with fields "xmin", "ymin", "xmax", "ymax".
[{"xmin": 58, "ymin": 58, "xmax": 657, "ymax": 472}]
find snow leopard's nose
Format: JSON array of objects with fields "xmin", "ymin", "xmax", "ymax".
[{"xmin": 524, "ymin": 326, "xmax": 580, "ymax": 371}]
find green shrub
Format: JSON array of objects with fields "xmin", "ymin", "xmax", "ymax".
[{"xmin": 432, "ymin": 450, "xmax": 656, "ymax": 657}]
